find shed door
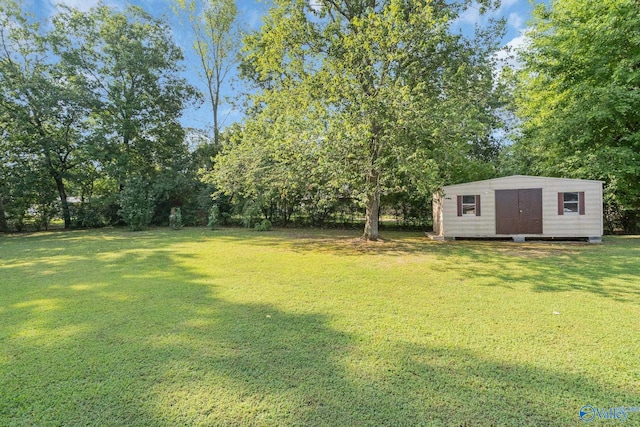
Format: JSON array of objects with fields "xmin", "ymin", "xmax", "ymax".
[{"xmin": 495, "ymin": 188, "xmax": 542, "ymax": 234}]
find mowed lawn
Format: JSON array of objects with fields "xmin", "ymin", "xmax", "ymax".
[{"xmin": 1, "ymin": 228, "xmax": 639, "ymax": 426}]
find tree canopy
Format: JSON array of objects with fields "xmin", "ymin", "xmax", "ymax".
[
  {"xmin": 510, "ymin": 0, "xmax": 640, "ymax": 231},
  {"xmin": 0, "ymin": 1, "xmax": 201, "ymax": 231},
  {"xmin": 53, "ymin": 4, "xmax": 200, "ymax": 185},
  {"xmin": 174, "ymin": 0, "xmax": 240, "ymax": 145},
  {"xmin": 0, "ymin": 0, "xmax": 94, "ymax": 229},
  {"xmin": 210, "ymin": 0, "xmax": 506, "ymax": 239},
  {"xmin": 3, "ymin": 0, "xmax": 639, "ymax": 234}
]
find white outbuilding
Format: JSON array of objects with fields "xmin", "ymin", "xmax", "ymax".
[{"xmin": 432, "ymin": 175, "xmax": 604, "ymax": 242}]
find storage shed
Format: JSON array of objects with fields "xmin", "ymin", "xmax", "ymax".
[{"xmin": 432, "ymin": 175, "xmax": 604, "ymax": 242}]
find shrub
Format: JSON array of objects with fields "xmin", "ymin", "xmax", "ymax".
[
  {"xmin": 254, "ymin": 219, "xmax": 272, "ymax": 232},
  {"xmin": 71, "ymin": 202, "xmax": 108, "ymax": 228},
  {"xmin": 119, "ymin": 177, "xmax": 155, "ymax": 231},
  {"xmin": 207, "ymin": 204, "xmax": 220, "ymax": 230},
  {"xmin": 241, "ymin": 201, "xmax": 261, "ymax": 228},
  {"xmin": 169, "ymin": 207, "xmax": 183, "ymax": 230}
]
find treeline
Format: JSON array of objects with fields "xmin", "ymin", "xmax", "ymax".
[
  {"xmin": 0, "ymin": 2, "xmax": 206, "ymax": 231},
  {"xmin": 1, "ymin": 0, "xmax": 639, "ymax": 235},
  {"xmin": 506, "ymin": 0, "xmax": 640, "ymax": 233}
]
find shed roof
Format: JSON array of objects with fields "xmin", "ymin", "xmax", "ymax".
[{"xmin": 441, "ymin": 175, "xmax": 604, "ymax": 191}]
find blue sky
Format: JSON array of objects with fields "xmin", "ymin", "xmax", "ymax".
[{"xmin": 23, "ymin": 0, "xmax": 540, "ymax": 132}]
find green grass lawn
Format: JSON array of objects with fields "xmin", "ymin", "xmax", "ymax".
[{"xmin": 1, "ymin": 228, "xmax": 639, "ymax": 426}]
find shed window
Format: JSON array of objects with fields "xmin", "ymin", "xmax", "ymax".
[
  {"xmin": 457, "ymin": 195, "xmax": 481, "ymax": 216},
  {"xmin": 563, "ymin": 192, "xmax": 579, "ymax": 213},
  {"xmin": 558, "ymin": 192, "xmax": 585, "ymax": 215}
]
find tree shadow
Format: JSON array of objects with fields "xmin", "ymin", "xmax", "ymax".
[
  {"xmin": 147, "ymin": 301, "xmax": 639, "ymax": 426},
  {"xmin": 207, "ymin": 228, "xmax": 451, "ymax": 257},
  {"xmin": 427, "ymin": 239, "xmax": 640, "ymax": 303},
  {"xmin": 1, "ymin": 230, "xmax": 639, "ymax": 425}
]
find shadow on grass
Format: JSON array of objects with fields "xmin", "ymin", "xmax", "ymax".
[
  {"xmin": 426, "ymin": 238, "xmax": 640, "ymax": 303},
  {"xmin": 1, "ymin": 230, "xmax": 639, "ymax": 425},
  {"xmin": 206, "ymin": 229, "xmax": 640, "ymax": 302}
]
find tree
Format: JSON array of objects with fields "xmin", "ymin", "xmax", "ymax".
[
  {"xmin": 0, "ymin": 0, "xmax": 94, "ymax": 229},
  {"xmin": 118, "ymin": 175, "xmax": 155, "ymax": 231},
  {"xmin": 174, "ymin": 0, "xmax": 239, "ymax": 145},
  {"xmin": 225, "ymin": 0, "xmax": 504, "ymax": 240},
  {"xmin": 0, "ymin": 129, "xmax": 58, "ymax": 232},
  {"xmin": 511, "ymin": 0, "xmax": 640, "ymax": 231},
  {"xmin": 0, "ymin": 3, "xmax": 204, "ymax": 232},
  {"xmin": 52, "ymin": 5, "xmax": 200, "ymax": 188},
  {"xmin": 207, "ymin": 115, "xmax": 342, "ymax": 226},
  {"xmin": 0, "ymin": 111, "xmax": 10, "ymax": 232}
]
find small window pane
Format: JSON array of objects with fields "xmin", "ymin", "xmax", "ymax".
[
  {"xmin": 563, "ymin": 192, "xmax": 580, "ymax": 213},
  {"xmin": 564, "ymin": 192, "xmax": 579, "ymax": 202},
  {"xmin": 461, "ymin": 195, "xmax": 477, "ymax": 216},
  {"xmin": 564, "ymin": 202, "xmax": 578, "ymax": 213},
  {"xmin": 462, "ymin": 195, "xmax": 476, "ymax": 204}
]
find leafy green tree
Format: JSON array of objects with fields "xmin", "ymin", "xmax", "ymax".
[
  {"xmin": 174, "ymin": 0, "xmax": 239, "ymax": 145},
  {"xmin": 0, "ymin": 2, "xmax": 204, "ymax": 231},
  {"xmin": 0, "ymin": 191, "xmax": 7, "ymax": 232},
  {"xmin": 144, "ymin": 127, "xmax": 223, "ymax": 226},
  {"xmin": 0, "ymin": 113, "xmax": 10, "ymax": 232},
  {"xmin": 207, "ymin": 115, "xmax": 345, "ymax": 226},
  {"xmin": 228, "ymin": 0, "xmax": 504, "ymax": 240},
  {"xmin": 118, "ymin": 176, "xmax": 155, "ymax": 231},
  {"xmin": 0, "ymin": 147, "xmax": 57, "ymax": 231},
  {"xmin": 52, "ymin": 4, "xmax": 200, "ymax": 186},
  {"xmin": 511, "ymin": 0, "xmax": 640, "ymax": 231},
  {"xmin": 0, "ymin": 1, "xmax": 94, "ymax": 229}
]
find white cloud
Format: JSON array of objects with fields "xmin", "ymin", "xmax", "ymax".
[
  {"xmin": 309, "ymin": 0, "xmax": 323, "ymax": 13},
  {"xmin": 455, "ymin": 1, "xmax": 521, "ymax": 29},
  {"xmin": 457, "ymin": 4, "xmax": 483, "ymax": 26},
  {"xmin": 241, "ymin": 8, "xmax": 263, "ymax": 30},
  {"xmin": 52, "ymin": 0, "xmax": 102, "ymax": 12},
  {"xmin": 507, "ymin": 12, "xmax": 524, "ymax": 29},
  {"xmin": 494, "ymin": 31, "xmax": 530, "ymax": 73},
  {"xmin": 501, "ymin": 0, "xmax": 519, "ymax": 8},
  {"xmin": 507, "ymin": 31, "xmax": 530, "ymax": 53}
]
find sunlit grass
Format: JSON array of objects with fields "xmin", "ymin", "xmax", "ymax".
[{"xmin": 1, "ymin": 228, "xmax": 639, "ymax": 425}]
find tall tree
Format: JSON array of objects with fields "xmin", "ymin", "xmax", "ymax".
[
  {"xmin": 512, "ymin": 0, "xmax": 640, "ymax": 230},
  {"xmin": 0, "ymin": 1, "xmax": 94, "ymax": 229},
  {"xmin": 225, "ymin": 0, "xmax": 504, "ymax": 240},
  {"xmin": 0, "ymin": 113, "xmax": 10, "ymax": 232},
  {"xmin": 52, "ymin": 5, "xmax": 200, "ymax": 188},
  {"xmin": 208, "ymin": 110, "xmax": 343, "ymax": 225},
  {"xmin": 175, "ymin": 0, "xmax": 239, "ymax": 145}
]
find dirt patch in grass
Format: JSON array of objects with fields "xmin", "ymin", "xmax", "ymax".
[
  {"xmin": 261, "ymin": 229, "xmax": 596, "ymax": 259},
  {"xmin": 281, "ymin": 232, "xmax": 435, "ymax": 256},
  {"xmin": 486, "ymin": 243, "xmax": 585, "ymax": 258}
]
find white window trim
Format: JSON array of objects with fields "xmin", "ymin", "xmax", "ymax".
[
  {"xmin": 563, "ymin": 192, "xmax": 580, "ymax": 215},
  {"xmin": 462, "ymin": 195, "xmax": 476, "ymax": 216}
]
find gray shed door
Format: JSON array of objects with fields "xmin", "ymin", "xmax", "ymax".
[{"xmin": 495, "ymin": 189, "xmax": 543, "ymax": 234}]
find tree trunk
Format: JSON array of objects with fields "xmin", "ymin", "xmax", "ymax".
[
  {"xmin": 362, "ymin": 110, "xmax": 382, "ymax": 240},
  {"xmin": 212, "ymin": 84, "xmax": 220, "ymax": 147},
  {"xmin": 0, "ymin": 195, "xmax": 8, "ymax": 232},
  {"xmin": 54, "ymin": 176, "xmax": 71, "ymax": 229},
  {"xmin": 362, "ymin": 170, "xmax": 381, "ymax": 241}
]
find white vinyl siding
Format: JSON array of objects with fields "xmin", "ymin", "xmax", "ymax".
[{"xmin": 436, "ymin": 175, "xmax": 603, "ymax": 239}]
